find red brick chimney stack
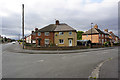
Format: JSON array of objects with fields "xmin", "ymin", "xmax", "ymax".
[
  {"xmin": 56, "ymin": 20, "xmax": 59, "ymax": 25},
  {"xmin": 109, "ymin": 31, "xmax": 112, "ymax": 34},
  {"xmin": 94, "ymin": 24, "xmax": 98, "ymax": 29},
  {"xmin": 35, "ymin": 28, "xmax": 38, "ymax": 31}
]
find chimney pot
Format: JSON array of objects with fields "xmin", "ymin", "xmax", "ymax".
[
  {"xmin": 32, "ymin": 31, "xmax": 34, "ymax": 33},
  {"xmin": 56, "ymin": 20, "xmax": 59, "ymax": 25},
  {"xmin": 35, "ymin": 28, "xmax": 38, "ymax": 31}
]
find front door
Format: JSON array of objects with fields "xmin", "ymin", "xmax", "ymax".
[
  {"xmin": 38, "ymin": 39, "xmax": 41, "ymax": 46},
  {"xmin": 69, "ymin": 39, "xmax": 72, "ymax": 46}
]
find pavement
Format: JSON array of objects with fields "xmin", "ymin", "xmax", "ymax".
[
  {"xmin": 1, "ymin": 42, "xmax": 119, "ymax": 79},
  {"xmin": 5, "ymin": 42, "xmax": 116, "ymax": 54}
]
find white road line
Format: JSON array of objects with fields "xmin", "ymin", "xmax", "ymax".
[{"xmin": 36, "ymin": 60, "xmax": 44, "ymax": 62}]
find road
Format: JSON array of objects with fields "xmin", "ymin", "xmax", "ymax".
[{"xmin": 1, "ymin": 42, "xmax": 119, "ymax": 78}]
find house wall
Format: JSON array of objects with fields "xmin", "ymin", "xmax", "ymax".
[
  {"xmin": 82, "ymin": 34, "xmax": 99, "ymax": 43},
  {"xmin": 35, "ymin": 32, "xmax": 54, "ymax": 46},
  {"xmin": 82, "ymin": 34, "xmax": 109, "ymax": 44},
  {"xmin": 54, "ymin": 31, "xmax": 77, "ymax": 46}
]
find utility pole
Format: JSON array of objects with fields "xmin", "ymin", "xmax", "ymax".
[
  {"xmin": 22, "ymin": 4, "xmax": 24, "ymax": 49},
  {"xmin": 91, "ymin": 23, "xmax": 93, "ymax": 47}
]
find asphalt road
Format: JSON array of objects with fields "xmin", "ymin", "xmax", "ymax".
[{"xmin": 1, "ymin": 42, "xmax": 119, "ymax": 78}]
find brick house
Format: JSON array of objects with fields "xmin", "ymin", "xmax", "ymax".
[
  {"xmin": 104, "ymin": 29, "xmax": 119, "ymax": 43},
  {"xmin": 33, "ymin": 25, "xmax": 55, "ymax": 46},
  {"xmin": 54, "ymin": 20, "xmax": 77, "ymax": 46},
  {"xmin": 82, "ymin": 24, "xmax": 110, "ymax": 44},
  {"xmin": 31, "ymin": 20, "xmax": 77, "ymax": 47}
]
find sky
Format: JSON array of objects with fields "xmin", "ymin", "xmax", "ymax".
[{"xmin": 0, "ymin": 0, "xmax": 119, "ymax": 39}]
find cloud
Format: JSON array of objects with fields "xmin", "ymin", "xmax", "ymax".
[{"xmin": 1, "ymin": 0, "xmax": 119, "ymax": 39}]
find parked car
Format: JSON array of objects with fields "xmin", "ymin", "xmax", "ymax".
[{"xmin": 12, "ymin": 42, "xmax": 16, "ymax": 44}]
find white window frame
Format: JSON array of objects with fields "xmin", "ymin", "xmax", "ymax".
[
  {"xmin": 99, "ymin": 34, "xmax": 101, "ymax": 37},
  {"xmin": 45, "ymin": 32, "xmax": 50, "ymax": 36},
  {"xmin": 102, "ymin": 34, "xmax": 104, "ymax": 37},
  {"xmin": 45, "ymin": 39, "xmax": 49, "ymax": 44},
  {"xmin": 38, "ymin": 32, "xmax": 41, "ymax": 36},
  {"xmin": 59, "ymin": 39, "xmax": 64, "ymax": 44},
  {"xmin": 69, "ymin": 32, "xmax": 72, "ymax": 35},
  {"xmin": 59, "ymin": 32, "xmax": 64, "ymax": 35},
  {"xmin": 102, "ymin": 39, "xmax": 104, "ymax": 44}
]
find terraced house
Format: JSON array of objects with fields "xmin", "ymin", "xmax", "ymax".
[
  {"xmin": 82, "ymin": 24, "xmax": 110, "ymax": 44},
  {"xmin": 30, "ymin": 20, "xmax": 77, "ymax": 47}
]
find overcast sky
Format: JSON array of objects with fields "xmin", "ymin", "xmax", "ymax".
[{"xmin": 1, "ymin": 0, "xmax": 119, "ymax": 39}]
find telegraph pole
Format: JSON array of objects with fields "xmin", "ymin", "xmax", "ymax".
[{"xmin": 22, "ymin": 4, "xmax": 24, "ymax": 49}]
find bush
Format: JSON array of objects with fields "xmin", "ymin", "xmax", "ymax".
[
  {"xmin": 104, "ymin": 42, "xmax": 109, "ymax": 47},
  {"xmin": 50, "ymin": 43, "xmax": 56, "ymax": 47}
]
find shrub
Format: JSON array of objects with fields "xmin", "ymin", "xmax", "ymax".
[{"xmin": 104, "ymin": 42, "xmax": 109, "ymax": 47}]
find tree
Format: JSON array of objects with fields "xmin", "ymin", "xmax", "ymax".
[{"xmin": 77, "ymin": 31, "xmax": 84, "ymax": 40}]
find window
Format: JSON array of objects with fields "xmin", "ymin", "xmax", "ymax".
[
  {"xmin": 45, "ymin": 32, "xmax": 49, "ymax": 36},
  {"xmin": 38, "ymin": 32, "xmax": 41, "ymax": 36},
  {"xmin": 69, "ymin": 32, "xmax": 72, "ymax": 35},
  {"xmin": 99, "ymin": 39, "xmax": 101, "ymax": 42},
  {"xmin": 99, "ymin": 34, "xmax": 101, "ymax": 37},
  {"xmin": 45, "ymin": 39, "xmax": 49, "ymax": 44},
  {"xmin": 102, "ymin": 34, "xmax": 104, "ymax": 37},
  {"xmin": 59, "ymin": 39, "xmax": 64, "ymax": 44},
  {"xmin": 59, "ymin": 32, "xmax": 64, "ymax": 35},
  {"xmin": 102, "ymin": 39, "xmax": 104, "ymax": 44}
]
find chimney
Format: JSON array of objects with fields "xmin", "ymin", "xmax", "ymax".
[
  {"xmin": 109, "ymin": 31, "xmax": 112, "ymax": 34},
  {"xmin": 104, "ymin": 29, "xmax": 108, "ymax": 32},
  {"xmin": 32, "ymin": 31, "xmax": 34, "ymax": 33},
  {"xmin": 94, "ymin": 24, "xmax": 98, "ymax": 29},
  {"xmin": 35, "ymin": 28, "xmax": 38, "ymax": 31},
  {"xmin": 55, "ymin": 20, "xmax": 59, "ymax": 25}
]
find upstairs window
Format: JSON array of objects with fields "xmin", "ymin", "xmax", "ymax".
[
  {"xmin": 45, "ymin": 32, "xmax": 50, "ymax": 36},
  {"xmin": 69, "ymin": 32, "xmax": 72, "ymax": 35},
  {"xmin": 59, "ymin": 32, "xmax": 64, "ymax": 35},
  {"xmin": 38, "ymin": 32, "xmax": 41, "ymax": 36},
  {"xmin": 102, "ymin": 34, "xmax": 104, "ymax": 37},
  {"xmin": 99, "ymin": 34, "xmax": 101, "ymax": 37}
]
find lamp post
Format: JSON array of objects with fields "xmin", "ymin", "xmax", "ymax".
[{"xmin": 91, "ymin": 23, "xmax": 93, "ymax": 47}]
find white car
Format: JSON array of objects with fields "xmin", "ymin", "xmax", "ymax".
[{"xmin": 12, "ymin": 42, "xmax": 16, "ymax": 44}]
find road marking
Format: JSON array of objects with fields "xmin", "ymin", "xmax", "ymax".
[
  {"xmin": 36, "ymin": 60, "xmax": 44, "ymax": 62},
  {"xmin": 88, "ymin": 58, "xmax": 113, "ymax": 80}
]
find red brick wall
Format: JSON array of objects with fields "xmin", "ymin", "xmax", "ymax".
[
  {"xmin": 35, "ymin": 32, "xmax": 54, "ymax": 46},
  {"xmin": 82, "ymin": 34, "xmax": 110, "ymax": 44},
  {"xmin": 82, "ymin": 34, "xmax": 99, "ymax": 43}
]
